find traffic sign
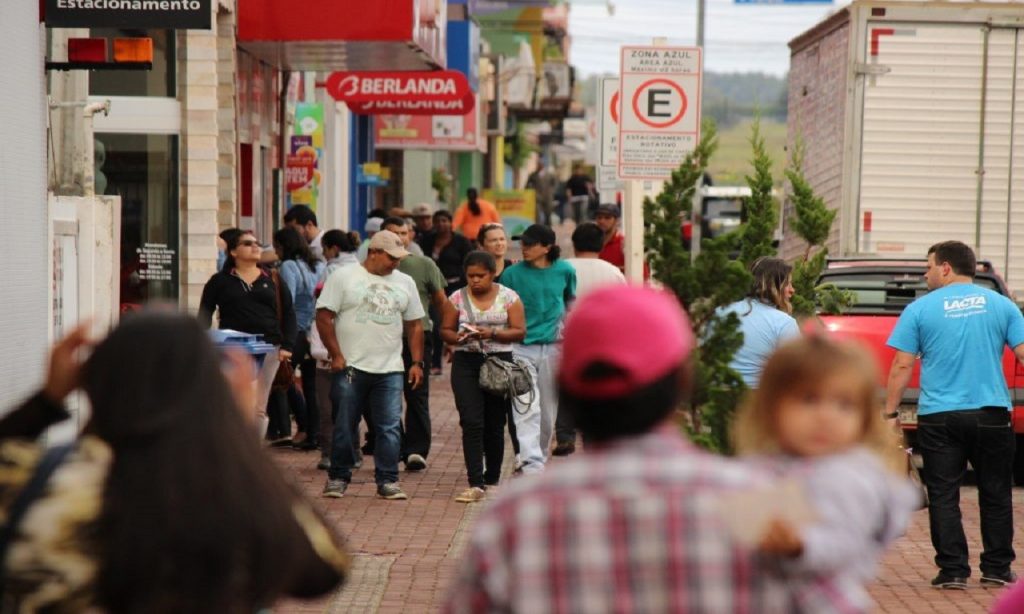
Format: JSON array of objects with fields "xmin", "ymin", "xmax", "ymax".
[
  {"xmin": 617, "ymin": 45, "xmax": 702, "ymax": 180},
  {"xmin": 598, "ymin": 77, "xmax": 624, "ymax": 193}
]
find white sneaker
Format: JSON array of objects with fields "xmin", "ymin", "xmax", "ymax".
[{"xmin": 406, "ymin": 453, "xmax": 427, "ymax": 471}]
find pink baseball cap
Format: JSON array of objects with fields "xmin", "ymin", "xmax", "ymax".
[{"xmin": 559, "ymin": 285, "xmax": 695, "ymax": 399}]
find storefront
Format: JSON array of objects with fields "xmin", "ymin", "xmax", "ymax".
[
  {"xmin": 89, "ymin": 28, "xmax": 180, "ymax": 309},
  {"xmin": 237, "ymin": 0, "xmax": 449, "ymax": 234}
]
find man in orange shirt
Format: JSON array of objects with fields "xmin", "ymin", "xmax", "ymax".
[{"xmin": 453, "ymin": 188, "xmax": 502, "ymax": 244}]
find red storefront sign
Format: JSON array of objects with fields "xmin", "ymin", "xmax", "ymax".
[
  {"xmin": 285, "ymin": 155, "xmax": 315, "ymax": 192},
  {"xmin": 325, "ymin": 70, "xmax": 471, "ymax": 104},
  {"xmin": 348, "ymin": 92, "xmax": 475, "ymax": 116}
]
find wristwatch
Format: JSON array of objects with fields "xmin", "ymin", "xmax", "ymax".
[
  {"xmin": 883, "ymin": 411, "xmax": 899, "ymax": 420},
  {"xmin": 410, "ymin": 360, "xmax": 426, "ymax": 369}
]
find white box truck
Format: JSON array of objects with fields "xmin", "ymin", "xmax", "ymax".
[{"xmin": 784, "ymin": 1, "xmax": 1024, "ymax": 294}]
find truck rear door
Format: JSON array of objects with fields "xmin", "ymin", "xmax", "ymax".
[{"xmin": 856, "ymin": 24, "xmax": 1024, "ymax": 292}]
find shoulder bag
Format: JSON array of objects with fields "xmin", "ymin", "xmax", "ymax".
[
  {"xmin": 269, "ymin": 268, "xmax": 296, "ymax": 391},
  {"xmin": 460, "ymin": 289, "xmax": 534, "ymax": 409}
]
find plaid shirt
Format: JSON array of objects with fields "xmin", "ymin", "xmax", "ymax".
[{"xmin": 443, "ymin": 427, "xmax": 864, "ymax": 614}]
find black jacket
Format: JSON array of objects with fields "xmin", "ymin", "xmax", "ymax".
[
  {"xmin": 198, "ymin": 268, "xmax": 297, "ymax": 351},
  {"xmin": 420, "ymin": 233, "xmax": 472, "ymax": 290}
]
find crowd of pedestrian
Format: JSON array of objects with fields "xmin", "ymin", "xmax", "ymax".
[{"xmin": 10, "ymin": 183, "xmax": 1024, "ymax": 612}]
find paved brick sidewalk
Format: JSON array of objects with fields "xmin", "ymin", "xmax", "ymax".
[
  {"xmin": 270, "ymin": 369, "xmax": 1022, "ymax": 613},
  {"xmin": 271, "ymin": 375, "xmax": 496, "ymax": 614}
]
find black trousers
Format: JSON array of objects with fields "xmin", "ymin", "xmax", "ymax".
[
  {"xmin": 555, "ymin": 399, "xmax": 576, "ymax": 445},
  {"xmin": 451, "ymin": 352, "xmax": 508, "ymax": 488},
  {"xmin": 288, "ymin": 331, "xmax": 318, "ymax": 441},
  {"xmin": 917, "ymin": 407, "xmax": 1016, "ymax": 578},
  {"xmin": 401, "ymin": 332, "xmax": 433, "ymax": 460}
]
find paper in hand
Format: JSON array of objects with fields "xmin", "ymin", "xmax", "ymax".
[{"xmin": 712, "ymin": 479, "xmax": 818, "ymax": 548}]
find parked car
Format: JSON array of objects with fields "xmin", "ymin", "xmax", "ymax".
[{"xmin": 817, "ymin": 258, "xmax": 1024, "ymax": 483}]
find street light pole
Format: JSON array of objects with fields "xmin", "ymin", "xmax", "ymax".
[{"xmin": 697, "ymin": 0, "xmax": 705, "ymax": 48}]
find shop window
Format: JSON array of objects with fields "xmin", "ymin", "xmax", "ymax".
[
  {"xmin": 89, "ymin": 29, "xmax": 175, "ymax": 97},
  {"xmin": 95, "ymin": 133, "xmax": 179, "ymax": 310}
]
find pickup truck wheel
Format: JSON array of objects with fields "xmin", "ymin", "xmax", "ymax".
[{"xmin": 1014, "ymin": 437, "xmax": 1024, "ymax": 487}]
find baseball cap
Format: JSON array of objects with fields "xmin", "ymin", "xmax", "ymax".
[
  {"xmin": 511, "ymin": 224, "xmax": 556, "ymax": 246},
  {"xmin": 367, "ymin": 229, "xmax": 410, "ymax": 259},
  {"xmin": 364, "ymin": 217, "xmax": 383, "ymax": 234},
  {"xmin": 595, "ymin": 203, "xmax": 621, "ymax": 218},
  {"xmin": 411, "ymin": 203, "xmax": 433, "ymax": 217},
  {"xmin": 559, "ymin": 285, "xmax": 695, "ymax": 399}
]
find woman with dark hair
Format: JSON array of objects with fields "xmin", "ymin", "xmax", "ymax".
[
  {"xmin": 440, "ymin": 251, "xmax": 525, "ymax": 502},
  {"xmin": 216, "ymin": 227, "xmax": 243, "ymax": 272},
  {"xmin": 499, "ymin": 224, "xmax": 576, "ymax": 474},
  {"xmin": 476, "ymin": 222, "xmax": 521, "ymax": 459},
  {"xmin": 717, "ymin": 256, "xmax": 800, "ymax": 388},
  {"xmin": 273, "ymin": 226, "xmax": 325, "ymax": 448},
  {"xmin": 0, "ymin": 314, "xmax": 349, "ymax": 612},
  {"xmin": 200, "ymin": 230, "xmax": 297, "ymax": 438},
  {"xmin": 420, "ymin": 210, "xmax": 472, "ymax": 375}
]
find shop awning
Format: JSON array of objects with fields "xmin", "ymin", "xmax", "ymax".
[{"xmin": 237, "ymin": 0, "xmax": 446, "ymax": 71}]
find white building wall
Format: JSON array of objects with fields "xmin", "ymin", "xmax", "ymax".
[{"xmin": 0, "ymin": 8, "xmax": 48, "ymax": 407}]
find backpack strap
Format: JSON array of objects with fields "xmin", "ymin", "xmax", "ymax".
[{"xmin": 0, "ymin": 443, "xmax": 75, "ymax": 595}]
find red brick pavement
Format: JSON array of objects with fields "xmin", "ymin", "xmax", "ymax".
[
  {"xmin": 271, "ymin": 375, "xmax": 492, "ymax": 614},
  {"xmin": 269, "ymin": 300, "xmax": 1020, "ymax": 612}
]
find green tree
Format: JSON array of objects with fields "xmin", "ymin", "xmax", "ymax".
[
  {"xmin": 785, "ymin": 138, "xmax": 854, "ymax": 318},
  {"xmin": 644, "ymin": 119, "xmax": 751, "ymax": 453},
  {"xmin": 739, "ymin": 116, "xmax": 779, "ymax": 268}
]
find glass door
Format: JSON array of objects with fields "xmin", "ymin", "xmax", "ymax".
[{"xmin": 95, "ymin": 133, "xmax": 180, "ymax": 310}]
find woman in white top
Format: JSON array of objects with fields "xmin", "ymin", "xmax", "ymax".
[{"xmin": 440, "ymin": 251, "xmax": 526, "ymax": 503}]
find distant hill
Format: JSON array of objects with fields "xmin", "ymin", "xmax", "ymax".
[{"xmin": 578, "ymin": 71, "xmax": 787, "ymax": 127}]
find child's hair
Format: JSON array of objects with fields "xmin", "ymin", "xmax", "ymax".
[{"xmin": 733, "ymin": 335, "xmax": 904, "ymax": 473}]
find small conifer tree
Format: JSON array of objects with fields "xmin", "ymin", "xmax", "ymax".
[{"xmin": 785, "ymin": 138, "xmax": 854, "ymax": 318}]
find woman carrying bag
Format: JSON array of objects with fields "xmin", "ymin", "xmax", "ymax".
[
  {"xmin": 440, "ymin": 251, "xmax": 526, "ymax": 503},
  {"xmin": 200, "ymin": 230, "xmax": 298, "ymax": 439},
  {"xmin": 273, "ymin": 226, "xmax": 325, "ymax": 449}
]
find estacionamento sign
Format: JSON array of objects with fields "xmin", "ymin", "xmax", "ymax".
[{"xmin": 46, "ymin": 0, "xmax": 212, "ymax": 29}]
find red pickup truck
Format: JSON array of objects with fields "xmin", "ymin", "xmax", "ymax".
[{"xmin": 817, "ymin": 258, "xmax": 1024, "ymax": 482}]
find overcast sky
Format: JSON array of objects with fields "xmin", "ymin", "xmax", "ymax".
[{"xmin": 568, "ymin": 0, "xmax": 850, "ymax": 76}]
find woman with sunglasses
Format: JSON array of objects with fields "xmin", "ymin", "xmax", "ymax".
[{"xmin": 200, "ymin": 230, "xmax": 298, "ymax": 439}]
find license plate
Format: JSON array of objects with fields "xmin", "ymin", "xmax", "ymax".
[{"xmin": 898, "ymin": 405, "xmax": 918, "ymax": 425}]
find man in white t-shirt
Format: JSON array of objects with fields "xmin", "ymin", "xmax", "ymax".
[
  {"xmin": 554, "ymin": 222, "xmax": 628, "ymax": 456},
  {"xmin": 315, "ymin": 230, "xmax": 426, "ymax": 500},
  {"xmin": 566, "ymin": 222, "xmax": 627, "ymax": 300}
]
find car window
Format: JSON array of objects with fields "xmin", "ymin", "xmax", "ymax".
[{"xmin": 819, "ymin": 272, "xmax": 1000, "ymax": 313}]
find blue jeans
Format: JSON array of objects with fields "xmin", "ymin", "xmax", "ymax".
[{"xmin": 329, "ymin": 368, "xmax": 403, "ymax": 485}]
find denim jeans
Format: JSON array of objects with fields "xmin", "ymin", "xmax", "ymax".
[
  {"xmin": 512, "ymin": 343, "xmax": 560, "ymax": 473},
  {"xmin": 328, "ymin": 369, "xmax": 404, "ymax": 485},
  {"xmin": 451, "ymin": 352, "xmax": 508, "ymax": 487},
  {"xmin": 917, "ymin": 407, "xmax": 1016, "ymax": 577}
]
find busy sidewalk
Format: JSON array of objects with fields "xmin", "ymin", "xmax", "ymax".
[
  {"xmin": 271, "ymin": 375, "xmax": 501, "ymax": 613},
  {"xmin": 269, "ymin": 374, "xmax": 1022, "ymax": 613}
]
